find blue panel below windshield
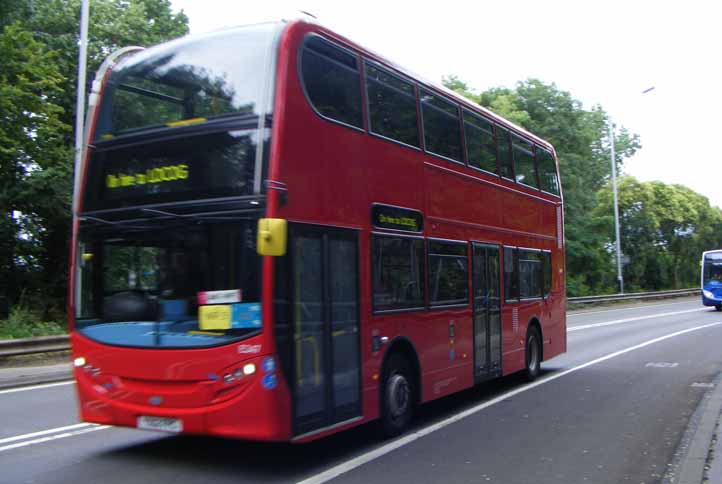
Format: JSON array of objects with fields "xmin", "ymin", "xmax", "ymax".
[{"xmin": 79, "ymin": 321, "xmax": 241, "ymax": 348}]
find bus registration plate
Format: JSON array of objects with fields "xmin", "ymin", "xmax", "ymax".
[{"xmin": 137, "ymin": 416, "xmax": 183, "ymax": 433}]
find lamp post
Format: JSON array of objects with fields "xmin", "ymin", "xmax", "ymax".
[
  {"xmin": 609, "ymin": 86, "xmax": 654, "ymax": 294},
  {"xmin": 72, "ymin": 0, "xmax": 90, "ymax": 214},
  {"xmin": 609, "ymin": 121, "xmax": 624, "ymax": 294}
]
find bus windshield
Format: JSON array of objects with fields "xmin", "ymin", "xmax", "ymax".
[
  {"xmin": 703, "ymin": 252, "xmax": 722, "ymax": 286},
  {"xmin": 94, "ymin": 22, "xmax": 280, "ymax": 139},
  {"xmin": 75, "ymin": 219, "xmax": 262, "ymax": 348}
]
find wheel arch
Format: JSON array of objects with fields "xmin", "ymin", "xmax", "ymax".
[
  {"xmin": 527, "ymin": 317, "xmax": 543, "ymax": 361},
  {"xmin": 380, "ymin": 336, "xmax": 422, "ymax": 405}
]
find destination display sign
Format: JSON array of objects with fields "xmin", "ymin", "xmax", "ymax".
[
  {"xmin": 82, "ymin": 130, "xmax": 256, "ymax": 211},
  {"xmin": 371, "ymin": 204, "xmax": 423, "ymax": 233}
]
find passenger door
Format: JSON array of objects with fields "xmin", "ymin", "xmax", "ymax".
[
  {"xmin": 472, "ymin": 243, "xmax": 502, "ymax": 383},
  {"xmin": 289, "ymin": 226, "xmax": 361, "ymax": 436}
]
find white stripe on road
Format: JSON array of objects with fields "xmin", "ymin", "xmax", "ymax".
[
  {"xmin": 0, "ymin": 380, "xmax": 73, "ymax": 395},
  {"xmin": 568, "ymin": 299, "xmax": 699, "ymax": 317},
  {"xmin": 0, "ymin": 423, "xmax": 92, "ymax": 445},
  {"xmin": 0, "ymin": 425, "xmax": 108, "ymax": 453},
  {"xmin": 296, "ymin": 321, "xmax": 722, "ymax": 484},
  {"xmin": 567, "ymin": 308, "xmax": 705, "ymax": 332}
]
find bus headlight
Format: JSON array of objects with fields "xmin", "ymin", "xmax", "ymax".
[
  {"xmin": 74, "ymin": 357, "xmax": 87, "ymax": 367},
  {"xmin": 703, "ymin": 290, "xmax": 714, "ymax": 299},
  {"xmin": 243, "ymin": 363, "xmax": 256, "ymax": 376}
]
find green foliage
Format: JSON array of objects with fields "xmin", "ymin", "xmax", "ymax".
[
  {"xmin": 0, "ymin": 0, "xmax": 189, "ymax": 318},
  {"xmin": 0, "ymin": 305, "xmax": 66, "ymax": 339},
  {"xmin": 596, "ymin": 177, "xmax": 722, "ymax": 290}
]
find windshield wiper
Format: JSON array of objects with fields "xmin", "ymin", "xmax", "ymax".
[
  {"xmin": 80, "ymin": 215, "xmax": 155, "ymax": 230},
  {"xmin": 140, "ymin": 208, "xmax": 246, "ymax": 222}
]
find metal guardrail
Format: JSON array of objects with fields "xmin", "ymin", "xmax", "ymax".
[
  {"xmin": 567, "ymin": 288, "xmax": 700, "ymax": 305},
  {"xmin": 0, "ymin": 335, "xmax": 69, "ymax": 358},
  {"xmin": 0, "ymin": 288, "xmax": 702, "ymax": 357}
]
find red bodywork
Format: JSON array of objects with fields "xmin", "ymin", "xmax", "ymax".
[{"xmin": 69, "ymin": 20, "xmax": 566, "ymax": 442}]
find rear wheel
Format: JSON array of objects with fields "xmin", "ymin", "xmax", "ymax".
[
  {"xmin": 381, "ymin": 354, "xmax": 415, "ymax": 437},
  {"xmin": 716, "ymin": 305, "xmax": 721, "ymax": 312},
  {"xmin": 524, "ymin": 325, "xmax": 542, "ymax": 381}
]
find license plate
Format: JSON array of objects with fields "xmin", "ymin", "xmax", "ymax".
[{"xmin": 137, "ymin": 416, "xmax": 183, "ymax": 433}]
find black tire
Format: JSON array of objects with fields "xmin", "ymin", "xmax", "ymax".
[
  {"xmin": 380, "ymin": 353, "xmax": 415, "ymax": 437},
  {"xmin": 716, "ymin": 305, "xmax": 722, "ymax": 312},
  {"xmin": 524, "ymin": 325, "xmax": 542, "ymax": 381}
]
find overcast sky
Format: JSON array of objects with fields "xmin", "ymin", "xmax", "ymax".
[{"xmin": 171, "ymin": 0, "xmax": 722, "ymax": 208}]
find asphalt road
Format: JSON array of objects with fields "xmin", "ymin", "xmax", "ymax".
[{"xmin": 1, "ymin": 297, "xmax": 720, "ymax": 484}]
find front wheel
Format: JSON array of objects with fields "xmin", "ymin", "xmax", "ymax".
[
  {"xmin": 524, "ymin": 326, "xmax": 542, "ymax": 381},
  {"xmin": 381, "ymin": 354, "xmax": 415, "ymax": 437},
  {"xmin": 716, "ymin": 305, "xmax": 722, "ymax": 312}
]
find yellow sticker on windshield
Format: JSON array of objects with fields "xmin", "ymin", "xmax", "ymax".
[{"xmin": 199, "ymin": 305, "xmax": 231, "ymax": 330}]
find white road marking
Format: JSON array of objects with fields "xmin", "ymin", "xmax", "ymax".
[
  {"xmin": 645, "ymin": 362, "xmax": 679, "ymax": 368},
  {"xmin": 0, "ymin": 423, "xmax": 92, "ymax": 446},
  {"xmin": 0, "ymin": 380, "xmax": 73, "ymax": 395},
  {"xmin": 0, "ymin": 425, "xmax": 109, "ymax": 453},
  {"xmin": 295, "ymin": 321, "xmax": 722, "ymax": 484},
  {"xmin": 567, "ymin": 308, "xmax": 705, "ymax": 332},
  {"xmin": 691, "ymin": 383, "xmax": 715, "ymax": 388},
  {"xmin": 568, "ymin": 299, "xmax": 699, "ymax": 317}
]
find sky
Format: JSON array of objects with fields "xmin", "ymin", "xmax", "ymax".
[{"xmin": 170, "ymin": 0, "xmax": 722, "ymax": 207}]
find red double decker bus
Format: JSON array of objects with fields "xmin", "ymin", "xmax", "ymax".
[{"xmin": 69, "ymin": 19, "xmax": 565, "ymax": 442}]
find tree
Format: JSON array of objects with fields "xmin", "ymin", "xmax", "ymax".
[
  {"xmin": 596, "ymin": 177, "xmax": 722, "ymax": 290},
  {"xmin": 0, "ymin": 23, "xmax": 70, "ymax": 313},
  {"xmin": 1, "ymin": 1, "xmax": 189, "ymax": 314}
]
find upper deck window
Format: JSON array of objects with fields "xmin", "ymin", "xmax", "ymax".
[
  {"xmin": 496, "ymin": 126, "xmax": 513, "ymax": 179},
  {"xmin": 537, "ymin": 148, "xmax": 560, "ymax": 196},
  {"xmin": 463, "ymin": 110, "xmax": 497, "ymax": 175},
  {"xmin": 512, "ymin": 135, "xmax": 538, "ymax": 188},
  {"xmin": 301, "ymin": 36, "xmax": 363, "ymax": 128},
  {"xmin": 365, "ymin": 63, "xmax": 419, "ymax": 148},
  {"xmin": 95, "ymin": 23, "xmax": 280, "ymax": 140},
  {"xmin": 420, "ymin": 90, "xmax": 462, "ymax": 162}
]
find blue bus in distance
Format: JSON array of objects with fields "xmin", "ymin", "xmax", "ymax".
[{"xmin": 702, "ymin": 250, "xmax": 722, "ymax": 310}]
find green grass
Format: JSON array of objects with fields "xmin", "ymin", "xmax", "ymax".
[{"xmin": 0, "ymin": 306, "xmax": 67, "ymax": 339}]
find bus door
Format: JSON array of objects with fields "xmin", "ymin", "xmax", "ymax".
[
  {"xmin": 472, "ymin": 243, "xmax": 502, "ymax": 383},
  {"xmin": 289, "ymin": 226, "xmax": 361, "ymax": 436}
]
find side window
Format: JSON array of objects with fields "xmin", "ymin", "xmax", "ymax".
[
  {"xmin": 496, "ymin": 126, "xmax": 513, "ymax": 179},
  {"xmin": 372, "ymin": 235, "xmax": 425, "ymax": 311},
  {"xmin": 519, "ymin": 250, "xmax": 542, "ymax": 299},
  {"xmin": 420, "ymin": 90, "xmax": 462, "ymax": 161},
  {"xmin": 428, "ymin": 241, "xmax": 468, "ymax": 306},
  {"xmin": 301, "ymin": 36, "xmax": 363, "ymax": 128},
  {"xmin": 365, "ymin": 63, "xmax": 419, "ymax": 147},
  {"xmin": 513, "ymin": 136, "xmax": 538, "ymax": 188},
  {"xmin": 542, "ymin": 251, "xmax": 552, "ymax": 296},
  {"xmin": 463, "ymin": 111, "xmax": 497, "ymax": 174},
  {"xmin": 503, "ymin": 247, "xmax": 519, "ymax": 302},
  {"xmin": 537, "ymin": 148, "xmax": 560, "ymax": 195}
]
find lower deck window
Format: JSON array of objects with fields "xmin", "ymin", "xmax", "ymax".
[
  {"xmin": 372, "ymin": 235, "xmax": 425, "ymax": 311},
  {"xmin": 428, "ymin": 241, "xmax": 468, "ymax": 306}
]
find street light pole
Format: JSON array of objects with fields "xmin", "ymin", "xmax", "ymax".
[
  {"xmin": 609, "ymin": 121, "xmax": 624, "ymax": 294},
  {"xmin": 72, "ymin": 0, "xmax": 90, "ymax": 214}
]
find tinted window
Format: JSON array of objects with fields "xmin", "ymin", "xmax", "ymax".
[
  {"xmin": 519, "ymin": 250, "xmax": 542, "ymax": 298},
  {"xmin": 373, "ymin": 236, "xmax": 425, "ymax": 311},
  {"xmin": 366, "ymin": 64, "xmax": 419, "ymax": 147},
  {"xmin": 428, "ymin": 241, "xmax": 468, "ymax": 306},
  {"xmin": 421, "ymin": 90, "xmax": 462, "ymax": 161},
  {"xmin": 95, "ymin": 24, "xmax": 279, "ymax": 139},
  {"xmin": 542, "ymin": 251, "xmax": 552, "ymax": 296},
  {"xmin": 504, "ymin": 247, "xmax": 519, "ymax": 302},
  {"xmin": 537, "ymin": 148, "xmax": 560, "ymax": 195},
  {"xmin": 513, "ymin": 136, "xmax": 538, "ymax": 188},
  {"xmin": 464, "ymin": 111, "xmax": 497, "ymax": 174},
  {"xmin": 496, "ymin": 126, "xmax": 513, "ymax": 179},
  {"xmin": 301, "ymin": 36, "xmax": 363, "ymax": 128}
]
